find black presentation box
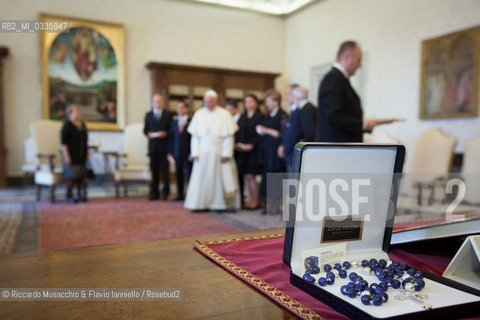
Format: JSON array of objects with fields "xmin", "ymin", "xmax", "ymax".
[{"xmin": 283, "ymin": 143, "xmax": 480, "ymax": 320}]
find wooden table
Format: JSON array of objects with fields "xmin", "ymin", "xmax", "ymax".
[{"xmin": 0, "ymin": 228, "xmax": 298, "ymax": 319}]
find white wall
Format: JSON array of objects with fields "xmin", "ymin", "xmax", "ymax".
[
  {"xmin": 0, "ymin": 0, "xmax": 285, "ymax": 175},
  {"xmin": 3, "ymin": 0, "xmax": 480, "ymax": 176},
  {"xmin": 285, "ymin": 0, "xmax": 480, "ymax": 151}
]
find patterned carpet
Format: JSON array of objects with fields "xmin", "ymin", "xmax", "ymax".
[
  {"xmin": 0, "ymin": 192, "xmax": 285, "ymax": 254},
  {"xmin": 37, "ymin": 199, "xmax": 243, "ymax": 250},
  {"xmin": 0, "ymin": 203, "xmax": 23, "ymax": 254}
]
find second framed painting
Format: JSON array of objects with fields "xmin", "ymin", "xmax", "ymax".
[
  {"xmin": 419, "ymin": 25, "xmax": 480, "ymax": 119},
  {"xmin": 40, "ymin": 14, "xmax": 125, "ymax": 130}
]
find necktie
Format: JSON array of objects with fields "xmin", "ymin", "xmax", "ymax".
[{"xmin": 179, "ymin": 120, "xmax": 184, "ymax": 133}]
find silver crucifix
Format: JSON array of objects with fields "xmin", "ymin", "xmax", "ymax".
[{"xmin": 394, "ymin": 289, "xmax": 433, "ymax": 310}]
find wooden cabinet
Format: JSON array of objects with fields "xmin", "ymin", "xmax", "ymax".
[
  {"xmin": 146, "ymin": 62, "xmax": 280, "ymax": 113},
  {"xmin": 0, "ymin": 47, "xmax": 8, "ymax": 188}
]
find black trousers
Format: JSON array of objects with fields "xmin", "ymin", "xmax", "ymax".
[
  {"xmin": 235, "ymin": 156, "xmax": 244, "ymax": 206},
  {"xmin": 150, "ymin": 152, "xmax": 170, "ymax": 198},
  {"xmin": 175, "ymin": 156, "xmax": 192, "ymax": 198},
  {"xmin": 66, "ymin": 178, "xmax": 87, "ymax": 200}
]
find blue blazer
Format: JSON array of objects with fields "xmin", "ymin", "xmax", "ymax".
[
  {"xmin": 282, "ymin": 102, "xmax": 317, "ymax": 158},
  {"xmin": 168, "ymin": 117, "xmax": 191, "ymax": 159}
]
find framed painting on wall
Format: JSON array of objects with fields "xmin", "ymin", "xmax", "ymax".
[
  {"xmin": 419, "ymin": 26, "xmax": 480, "ymax": 119},
  {"xmin": 40, "ymin": 14, "xmax": 125, "ymax": 130}
]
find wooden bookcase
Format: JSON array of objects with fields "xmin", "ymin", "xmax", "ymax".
[
  {"xmin": 0, "ymin": 47, "xmax": 9, "ymax": 188},
  {"xmin": 146, "ymin": 62, "xmax": 280, "ymax": 113}
]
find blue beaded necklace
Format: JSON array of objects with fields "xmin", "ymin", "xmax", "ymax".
[{"xmin": 303, "ymin": 256, "xmax": 429, "ymax": 308}]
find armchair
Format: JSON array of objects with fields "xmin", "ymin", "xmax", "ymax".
[
  {"xmin": 112, "ymin": 123, "xmax": 151, "ymax": 197},
  {"xmin": 21, "ymin": 136, "xmax": 37, "ymax": 178},
  {"xmin": 32, "ymin": 120, "xmax": 63, "ymax": 202},
  {"xmin": 401, "ymin": 128, "xmax": 457, "ymax": 205},
  {"xmin": 462, "ymin": 136, "xmax": 480, "ymax": 205},
  {"xmin": 364, "ymin": 128, "xmax": 400, "ymax": 144}
]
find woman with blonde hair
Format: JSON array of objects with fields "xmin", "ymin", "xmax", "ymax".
[
  {"xmin": 61, "ymin": 105, "xmax": 89, "ymax": 203},
  {"xmin": 256, "ymin": 89, "xmax": 288, "ymax": 213}
]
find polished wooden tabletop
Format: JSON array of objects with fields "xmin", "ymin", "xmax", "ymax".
[{"xmin": 0, "ymin": 228, "xmax": 298, "ymax": 320}]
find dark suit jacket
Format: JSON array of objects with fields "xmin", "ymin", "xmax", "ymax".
[
  {"xmin": 143, "ymin": 110, "xmax": 172, "ymax": 155},
  {"xmin": 169, "ymin": 117, "xmax": 191, "ymax": 159},
  {"xmin": 238, "ymin": 110, "xmax": 264, "ymax": 147},
  {"xmin": 300, "ymin": 102, "xmax": 317, "ymax": 142},
  {"xmin": 234, "ymin": 114, "xmax": 246, "ymax": 161},
  {"xmin": 234, "ymin": 114, "xmax": 246, "ymax": 144},
  {"xmin": 282, "ymin": 102, "xmax": 317, "ymax": 158},
  {"xmin": 315, "ymin": 67, "xmax": 363, "ymax": 142}
]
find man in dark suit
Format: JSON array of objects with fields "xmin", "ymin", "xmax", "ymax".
[
  {"xmin": 168, "ymin": 100, "xmax": 192, "ymax": 201},
  {"xmin": 278, "ymin": 86, "xmax": 316, "ymax": 172},
  {"xmin": 315, "ymin": 41, "xmax": 385, "ymax": 142},
  {"xmin": 144, "ymin": 94, "xmax": 172, "ymax": 200}
]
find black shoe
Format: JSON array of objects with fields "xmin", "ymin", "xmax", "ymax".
[
  {"xmin": 174, "ymin": 196, "xmax": 184, "ymax": 201},
  {"xmin": 191, "ymin": 209, "xmax": 209, "ymax": 212},
  {"xmin": 149, "ymin": 194, "xmax": 160, "ymax": 201},
  {"xmin": 212, "ymin": 208, "xmax": 236, "ymax": 213}
]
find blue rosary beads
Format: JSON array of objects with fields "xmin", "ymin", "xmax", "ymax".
[
  {"xmin": 343, "ymin": 259, "xmax": 426, "ymax": 306},
  {"xmin": 303, "ymin": 256, "xmax": 321, "ymax": 284},
  {"xmin": 303, "ymin": 257, "xmax": 337, "ymax": 287},
  {"xmin": 304, "ymin": 256, "xmax": 320, "ymax": 275},
  {"xmin": 303, "ymin": 257, "xmax": 427, "ymax": 308}
]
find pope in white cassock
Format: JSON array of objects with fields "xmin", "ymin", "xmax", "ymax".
[{"xmin": 184, "ymin": 90, "xmax": 241, "ymax": 211}]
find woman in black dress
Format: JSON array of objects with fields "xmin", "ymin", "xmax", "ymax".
[
  {"xmin": 61, "ymin": 105, "xmax": 89, "ymax": 203},
  {"xmin": 256, "ymin": 89, "xmax": 288, "ymax": 212},
  {"xmin": 237, "ymin": 94, "xmax": 264, "ymax": 209}
]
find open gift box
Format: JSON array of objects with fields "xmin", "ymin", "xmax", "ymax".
[{"xmin": 282, "ymin": 143, "xmax": 480, "ymax": 320}]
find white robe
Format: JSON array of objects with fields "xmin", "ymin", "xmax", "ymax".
[{"xmin": 184, "ymin": 106, "xmax": 241, "ymax": 210}]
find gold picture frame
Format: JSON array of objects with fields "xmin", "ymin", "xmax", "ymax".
[
  {"xmin": 419, "ymin": 25, "xmax": 480, "ymax": 119},
  {"xmin": 40, "ymin": 13, "xmax": 125, "ymax": 130}
]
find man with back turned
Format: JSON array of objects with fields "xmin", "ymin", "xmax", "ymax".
[{"xmin": 315, "ymin": 41, "xmax": 383, "ymax": 142}]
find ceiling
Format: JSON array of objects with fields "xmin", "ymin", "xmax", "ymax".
[{"xmin": 184, "ymin": 0, "xmax": 318, "ymax": 15}]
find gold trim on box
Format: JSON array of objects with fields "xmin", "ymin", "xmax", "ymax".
[{"xmin": 194, "ymin": 234, "xmax": 324, "ymax": 320}]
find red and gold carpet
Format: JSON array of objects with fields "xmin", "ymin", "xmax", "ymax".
[
  {"xmin": 36, "ymin": 198, "xmax": 242, "ymax": 251},
  {"xmin": 1, "ymin": 196, "xmax": 283, "ymax": 254}
]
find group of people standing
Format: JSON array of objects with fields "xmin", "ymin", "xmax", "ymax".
[
  {"xmin": 143, "ymin": 95, "xmax": 192, "ymax": 201},
  {"xmin": 143, "ymin": 40, "xmax": 380, "ymax": 212},
  {"xmin": 224, "ymin": 86, "xmax": 318, "ymax": 211},
  {"xmin": 60, "ymin": 40, "xmax": 388, "ymax": 209},
  {"xmin": 226, "ymin": 90, "xmax": 290, "ymax": 211},
  {"xmin": 141, "ymin": 84, "xmax": 318, "ymax": 213}
]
